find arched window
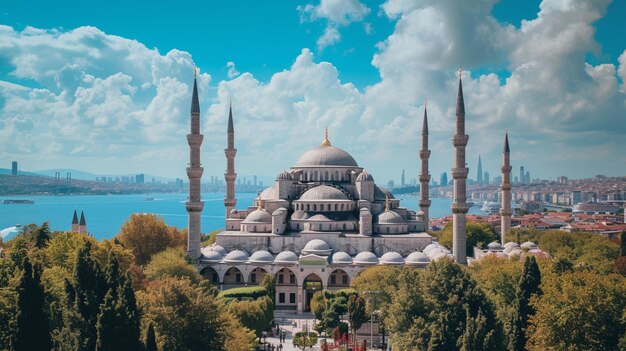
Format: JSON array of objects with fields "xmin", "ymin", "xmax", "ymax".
[
  {"xmin": 313, "ymin": 204, "xmax": 317, "ymax": 211},
  {"xmin": 335, "ymin": 170, "xmax": 339, "ymax": 181},
  {"xmin": 325, "ymin": 171, "xmax": 329, "ymax": 180},
  {"xmin": 314, "ymin": 170, "xmax": 318, "ymax": 180}
]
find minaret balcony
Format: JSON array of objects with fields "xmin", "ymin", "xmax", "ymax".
[
  {"xmin": 224, "ymin": 173, "xmax": 237, "ymax": 181},
  {"xmin": 451, "ymin": 203, "xmax": 470, "ymax": 213},
  {"xmin": 419, "ymin": 150, "xmax": 431, "ymax": 158},
  {"xmin": 500, "ymin": 209, "xmax": 513, "ymax": 216},
  {"xmin": 451, "ymin": 168, "xmax": 468, "ymax": 179},
  {"xmin": 419, "ymin": 199, "xmax": 431, "ymax": 207},
  {"xmin": 419, "ymin": 174, "xmax": 431, "ymax": 182},
  {"xmin": 186, "ymin": 167, "xmax": 204, "ymax": 178},
  {"xmin": 224, "ymin": 149, "xmax": 237, "ymax": 157},
  {"xmin": 452, "ymin": 135, "xmax": 469, "ymax": 147},
  {"xmin": 501, "ymin": 184, "xmax": 512, "ymax": 191},
  {"xmin": 185, "ymin": 201, "xmax": 205, "ymax": 212},
  {"xmin": 187, "ymin": 134, "xmax": 204, "ymax": 147},
  {"xmin": 501, "ymin": 165, "xmax": 512, "ymax": 173}
]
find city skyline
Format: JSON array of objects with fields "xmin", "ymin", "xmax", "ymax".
[{"xmin": 1, "ymin": 0, "xmax": 626, "ymax": 182}]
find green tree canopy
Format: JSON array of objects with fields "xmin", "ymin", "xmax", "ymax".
[
  {"xmin": 435, "ymin": 222, "xmax": 499, "ymax": 257},
  {"xmin": 117, "ymin": 213, "xmax": 185, "ymax": 265}
]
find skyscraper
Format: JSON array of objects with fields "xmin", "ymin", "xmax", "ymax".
[
  {"xmin": 440, "ymin": 172, "xmax": 448, "ymax": 187},
  {"xmin": 477, "ymin": 155, "xmax": 483, "ymax": 184},
  {"xmin": 11, "ymin": 161, "xmax": 17, "ymax": 176},
  {"xmin": 401, "ymin": 169, "xmax": 405, "ymax": 188},
  {"xmin": 451, "ymin": 68, "xmax": 469, "ymax": 264},
  {"xmin": 186, "ymin": 73, "xmax": 204, "ymax": 259},
  {"xmin": 520, "ymin": 166, "xmax": 524, "ymax": 184}
]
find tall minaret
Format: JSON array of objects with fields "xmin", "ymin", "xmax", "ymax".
[
  {"xmin": 224, "ymin": 101, "xmax": 237, "ymax": 219},
  {"xmin": 186, "ymin": 71, "xmax": 204, "ymax": 259},
  {"xmin": 451, "ymin": 68, "xmax": 470, "ymax": 264},
  {"xmin": 477, "ymin": 155, "xmax": 483, "ymax": 185},
  {"xmin": 78, "ymin": 210, "xmax": 87, "ymax": 234},
  {"xmin": 500, "ymin": 132, "xmax": 512, "ymax": 244},
  {"xmin": 419, "ymin": 101, "xmax": 431, "ymax": 231}
]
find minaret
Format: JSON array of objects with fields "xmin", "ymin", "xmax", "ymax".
[
  {"xmin": 500, "ymin": 132, "xmax": 512, "ymax": 244},
  {"xmin": 451, "ymin": 68, "xmax": 470, "ymax": 264},
  {"xmin": 224, "ymin": 101, "xmax": 237, "ymax": 219},
  {"xmin": 186, "ymin": 71, "xmax": 204, "ymax": 259},
  {"xmin": 477, "ymin": 155, "xmax": 483, "ymax": 185},
  {"xmin": 419, "ymin": 101, "xmax": 431, "ymax": 231},
  {"xmin": 78, "ymin": 210, "xmax": 86, "ymax": 234},
  {"xmin": 71, "ymin": 210, "xmax": 79, "ymax": 232}
]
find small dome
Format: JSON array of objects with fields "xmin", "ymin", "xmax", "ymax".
[
  {"xmin": 200, "ymin": 249, "xmax": 223, "ymax": 263},
  {"xmin": 423, "ymin": 243, "xmax": 440, "ymax": 254},
  {"xmin": 259, "ymin": 186, "xmax": 276, "ymax": 200},
  {"xmin": 272, "ymin": 207, "xmax": 288, "ymax": 216},
  {"xmin": 229, "ymin": 209, "xmax": 238, "ymax": 214},
  {"xmin": 331, "ymin": 251, "xmax": 353, "ymax": 264},
  {"xmin": 487, "ymin": 242, "xmax": 503, "ymax": 250},
  {"xmin": 431, "ymin": 252, "xmax": 449, "ymax": 261},
  {"xmin": 377, "ymin": 210, "xmax": 405, "ymax": 224},
  {"xmin": 405, "ymin": 251, "xmax": 430, "ymax": 264},
  {"xmin": 308, "ymin": 214, "xmax": 331, "ymax": 221},
  {"xmin": 507, "ymin": 248, "xmax": 524, "ymax": 257},
  {"xmin": 379, "ymin": 252, "xmax": 405, "ymax": 265},
  {"xmin": 299, "ymin": 185, "xmax": 349, "ymax": 201},
  {"xmin": 249, "ymin": 250, "xmax": 274, "ymax": 264},
  {"xmin": 356, "ymin": 171, "xmax": 374, "ymax": 181},
  {"xmin": 495, "ymin": 252, "xmax": 508, "ymax": 259},
  {"xmin": 243, "ymin": 209, "xmax": 272, "ymax": 223},
  {"xmin": 203, "ymin": 244, "xmax": 227, "ymax": 256},
  {"xmin": 503, "ymin": 242, "xmax": 519, "ymax": 249},
  {"xmin": 528, "ymin": 249, "xmax": 549, "ymax": 258},
  {"xmin": 353, "ymin": 251, "xmax": 379, "ymax": 265},
  {"xmin": 303, "ymin": 239, "xmax": 331, "ymax": 252},
  {"xmin": 294, "ymin": 145, "xmax": 359, "ymax": 168},
  {"xmin": 291, "ymin": 210, "xmax": 310, "ymax": 220},
  {"xmin": 426, "ymin": 247, "xmax": 446, "ymax": 258},
  {"xmin": 276, "ymin": 171, "xmax": 292, "ymax": 180},
  {"xmin": 274, "ymin": 251, "xmax": 299, "ymax": 264},
  {"xmin": 224, "ymin": 250, "xmax": 249, "ymax": 263},
  {"xmin": 521, "ymin": 241, "xmax": 538, "ymax": 250}
]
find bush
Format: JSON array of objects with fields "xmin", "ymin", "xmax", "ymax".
[
  {"xmin": 144, "ymin": 248, "xmax": 202, "ymax": 284},
  {"xmin": 218, "ymin": 286, "xmax": 267, "ymax": 300}
]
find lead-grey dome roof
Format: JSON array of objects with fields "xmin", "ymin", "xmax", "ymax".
[
  {"xmin": 294, "ymin": 145, "xmax": 358, "ymax": 167},
  {"xmin": 299, "ymin": 185, "xmax": 349, "ymax": 201},
  {"xmin": 379, "ymin": 252, "xmax": 405, "ymax": 264},
  {"xmin": 331, "ymin": 251, "xmax": 352, "ymax": 264},
  {"xmin": 354, "ymin": 251, "xmax": 379, "ymax": 265},
  {"xmin": 302, "ymin": 239, "xmax": 333, "ymax": 255},
  {"xmin": 377, "ymin": 210, "xmax": 405, "ymax": 224},
  {"xmin": 405, "ymin": 251, "xmax": 430, "ymax": 264},
  {"xmin": 274, "ymin": 251, "xmax": 299, "ymax": 264},
  {"xmin": 249, "ymin": 250, "xmax": 274, "ymax": 263},
  {"xmin": 224, "ymin": 250, "xmax": 249, "ymax": 263},
  {"xmin": 243, "ymin": 209, "xmax": 272, "ymax": 223},
  {"xmin": 200, "ymin": 249, "xmax": 223, "ymax": 263},
  {"xmin": 356, "ymin": 170, "xmax": 374, "ymax": 181}
]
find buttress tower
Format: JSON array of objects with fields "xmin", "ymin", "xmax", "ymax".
[
  {"xmin": 224, "ymin": 101, "xmax": 237, "ymax": 219},
  {"xmin": 451, "ymin": 68, "xmax": 470, "ymax": 264},
  {"xmin": 186, "ymin": 72, "xmax": 204, "ymax": 259},
  {"xmin": 500, "ymin": 132, "xmax": 512, "ymax": 244},
  {"xmin": 419, "ymin": 102, "xmax": 431, "ymax": 231}
]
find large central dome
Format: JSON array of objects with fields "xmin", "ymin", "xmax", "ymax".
[{"xmin": 294, "ymin": 145, "xmax": 359, "ymax": 167}]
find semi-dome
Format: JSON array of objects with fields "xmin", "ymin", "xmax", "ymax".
[
  {"xmin": 274, "ymin": 251, "xmax": 299, "ymax": 264},
  {"xmin": 200, "ymin": 249, "xmax": 223, "ymax": 263},
  {"xmin": 276, "ymin": 171, "xmax": 292, "ymax": 180},
  {"xmin": 374, "ymin": 186, "xmax": 395, "ymax": 201},
  {"xmin": 249, "ymin": 250, "xmax": 274, "ymax": 264},
  {"xmin": 487, "ymin": 242, "xmax": 503, "ymax": 250},
  {"xmin": 259, "ymin": 186, "xmax": 276, "ymax": 200},
  {"xmin": 223, "ymin": 250, "xmax": 249, "ymax": 263},
  {"xmin": 203, "ymin": 244, "xmax": 227, "ymax": 256},
  {"xmin": 294, "ymin": 145, "xmax": 359, "ymax": 168},
  {"xmin": 291, "ymin": 210, "xmax": 310, "ymax": 220},
  {"xmin": 331, "ymin": 251, "xmax": 353, "ymax": 264},
  {"xmin": 308, "ymin": 214, "xmax": 331, "ymax": 221},
  {"xmin": 302, "ymin": 239, "xmax": 333, "ymax": 255},
  {"xmin": 356, "ymin": 170, "xmax": 374, "ymax": 181},
  {"xmin": 353, "ymin": 251, "xmax": 379, "ymax": 265},
  {"xmin": 377, "ymin": 210, "xmax": 405, "ymax": 224},
  {"xmin": 299, "ymin": 185, "xmax": 349, "ymax": 201},
  {"xmin": 243, "ymin": 208, "xmax": 272, "ymax": 223},
  {"xmin": 379, "ymin": 252, "xmax": 405, "ymax": 265},
  {"xmin": 405, "ymin": 251, "xmax": 430, "ymax": 264}
]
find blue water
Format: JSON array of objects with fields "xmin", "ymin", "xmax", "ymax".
[{"xmin": 0, "ymin": 193, "xmax": 486, "ymax": 240}]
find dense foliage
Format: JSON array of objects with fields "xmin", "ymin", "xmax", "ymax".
[
  {"xmin": 434, "ymin": 222, "xmax": 499, "ymax": 257},
  {"xmin": 116, "ymin": 213, "xmax": 185, "ymax": 265}
]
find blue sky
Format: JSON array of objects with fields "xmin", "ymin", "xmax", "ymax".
[{"xmin": 1, "ymin": 0, "xmax": 625, "ymax": 183}]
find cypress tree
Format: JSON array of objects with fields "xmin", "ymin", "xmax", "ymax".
[
  {"xmin": 145, "ymin": 323, "xmax": 158, "ymax": 351},
  {"xmin": 15, "ymin": 256, "xmax": 51, "ymax": 351},
  {"xmin": 104, "ymin": 251, "xmax": 120, "ymax": 295},
  {"xmin": 620, "ymin": 231, "xmax": 626, "ymax": 257},
  {"xmin": 510, "ymin": 256, "xmax": 541, "ymax": 351},
  {"xmin": 34, "ymin": 222, "xmax": 51, "ymax": 249},
  {"xmin": 117, "ymin": 275, "xmax": 142, "ymax": 350},
  {"xmin": 95, "ymin": 290, "xmax": 120, "ymax": 351}
]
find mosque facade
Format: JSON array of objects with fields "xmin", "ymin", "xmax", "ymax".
[{"xmin": 186, "ymin": 73, "xmax": 473, "ymax": 314}]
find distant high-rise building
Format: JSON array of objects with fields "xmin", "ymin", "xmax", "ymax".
[
  {"xmin": 519, "ymin": 166, "xmax": 524, "ymax": 184},
  {"xmin": 401, "ymin": 169, "xmax": 405, "ymax": 187},
  {"xmin": 514, "ymin": 176, "xmax": 519, "ymax": 183},
  {"xmin": 136, "ymin": 173, "xmax": 145, "ymax": 184},
  {"xmin": 387, "ymin": 180, "xmax": 395, "ymax": 189},
  {"xmin": 484, "ymin": 171, "xmax": 490, "ymax": 185},
  {"xmin": 253, "ymin": 175, "xmax": 257, "ymax": 187},
  {"xmin": 11, "ymin": 161, "xmax": 17, "ymax": 176},
  {"xmin": 525, "ymin": 171, "xmax": 530, "ymax": 184},
  {"xmin": 440, "ymin": 172, "xmax": 448, "ymax": 187},
  {"xmin": 477, "ymin": 155, "xmax": 483, "ymax": 184}
]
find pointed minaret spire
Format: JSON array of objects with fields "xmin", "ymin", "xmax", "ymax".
[
  {"xmin": 71, "ymin": 209, "xmax": 79, "ymax": 232},
  {"xmin": 500, "ymin": 131, "xmax": 513, "ymax": 244},
  {"xmin": 419, "ymin": 100, "xmax": 431, "ymax": 231},
  {"xmin": 78, "ymin": 210, "xmax": 86, "ymax": 234},
  {"xmin": 451, "ymin": 68, "xmax": 470, "ymax": 264},
  {"xmin": 224, "ymin": 100, "xmax": 237, "ymax": 219},
  {"xmin": 186, "ymin": 73, "xmax": 205, "ymax": 259}
]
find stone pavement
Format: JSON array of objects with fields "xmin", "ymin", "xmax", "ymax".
[{"xmin": 259, "ymin": 311, "xmax": 325, "ymax": 351}]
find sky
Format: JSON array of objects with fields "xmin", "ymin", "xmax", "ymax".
[{"xmin": 0, "ymin": 0, "xmax": 625, "ymax": 184}]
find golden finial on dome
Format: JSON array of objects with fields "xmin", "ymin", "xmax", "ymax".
[
  {"xmin": 385, "ymin": 194, "xmax": 390, "ymax": 212},
  {"xmin": 321, "ymin": 126, "xmax": 332, "ymax": 146}
]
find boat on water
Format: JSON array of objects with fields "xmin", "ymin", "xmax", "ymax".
[
  {"xmin": 2, "ymin": 199, "xmax": 35, "ymax": 204},
  {"xmin": 144, "ymin": 197, "xmax": 155, "ymax": 201},
  {"xmin": 480, "ymin": 201, "xmax": 501, "ymax": 213}
]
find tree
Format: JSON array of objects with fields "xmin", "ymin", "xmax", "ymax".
[
  {"xmin": 137, "ymin": 277, "xmax": 233, "ymax": 351},
  {"xmin": 34, "ymin": 222, "xmax": 51, "ymax": 249},
  {"xmin": 347, "ymin": 295, "xmax": 367, "ymax": 349},
  {"xmin": 260, "ymin": 273, "xmax": 276, "ymax": 305},
  {"xmin": 15, "ymin": 256, "xmax": 51, "ymax": 351},
  {"xmin": 227, "ymin": 296, "xmax": 273, "ymax": 341},
  {"xmin": 510, "ymin": 256, "xmax": 541, "ymax": 351},
  {"xmin": 293, "ymin": 331, "xmax": 318, "ymax": 351},
  {"xmin": 620, "ymin": 231, "xmax": 626, "ymax": 257},
  {"xmin": 143, "ymin": 248, "xmax": 202, "ymax": 284},
  {"xmin": 526, "ymin": 271, "xmax": 626, "ymax": 351},
  {"xmin": 310, "ymin": 291, "xmax": 327, "ymax": 320},
  {"xmin": 117, "ymin": 213, "xmax": 185, "ymax": 265},
  {"xmin": 144, "ymin": 323, "xmax": 158, "ymax": 351}
]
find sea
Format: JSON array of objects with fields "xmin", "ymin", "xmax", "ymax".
[{"xmin": 0, "ymin": 193, "xmax": 488, "ymax": 240}]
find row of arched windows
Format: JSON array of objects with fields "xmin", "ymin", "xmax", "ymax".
[
  {"xmin": 299, "ymin": 169, "xmax": 352, "ymax": 182},
  {"xmin": 293, "ymin": 202, "xmax": 354, "ymax": 212}
]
